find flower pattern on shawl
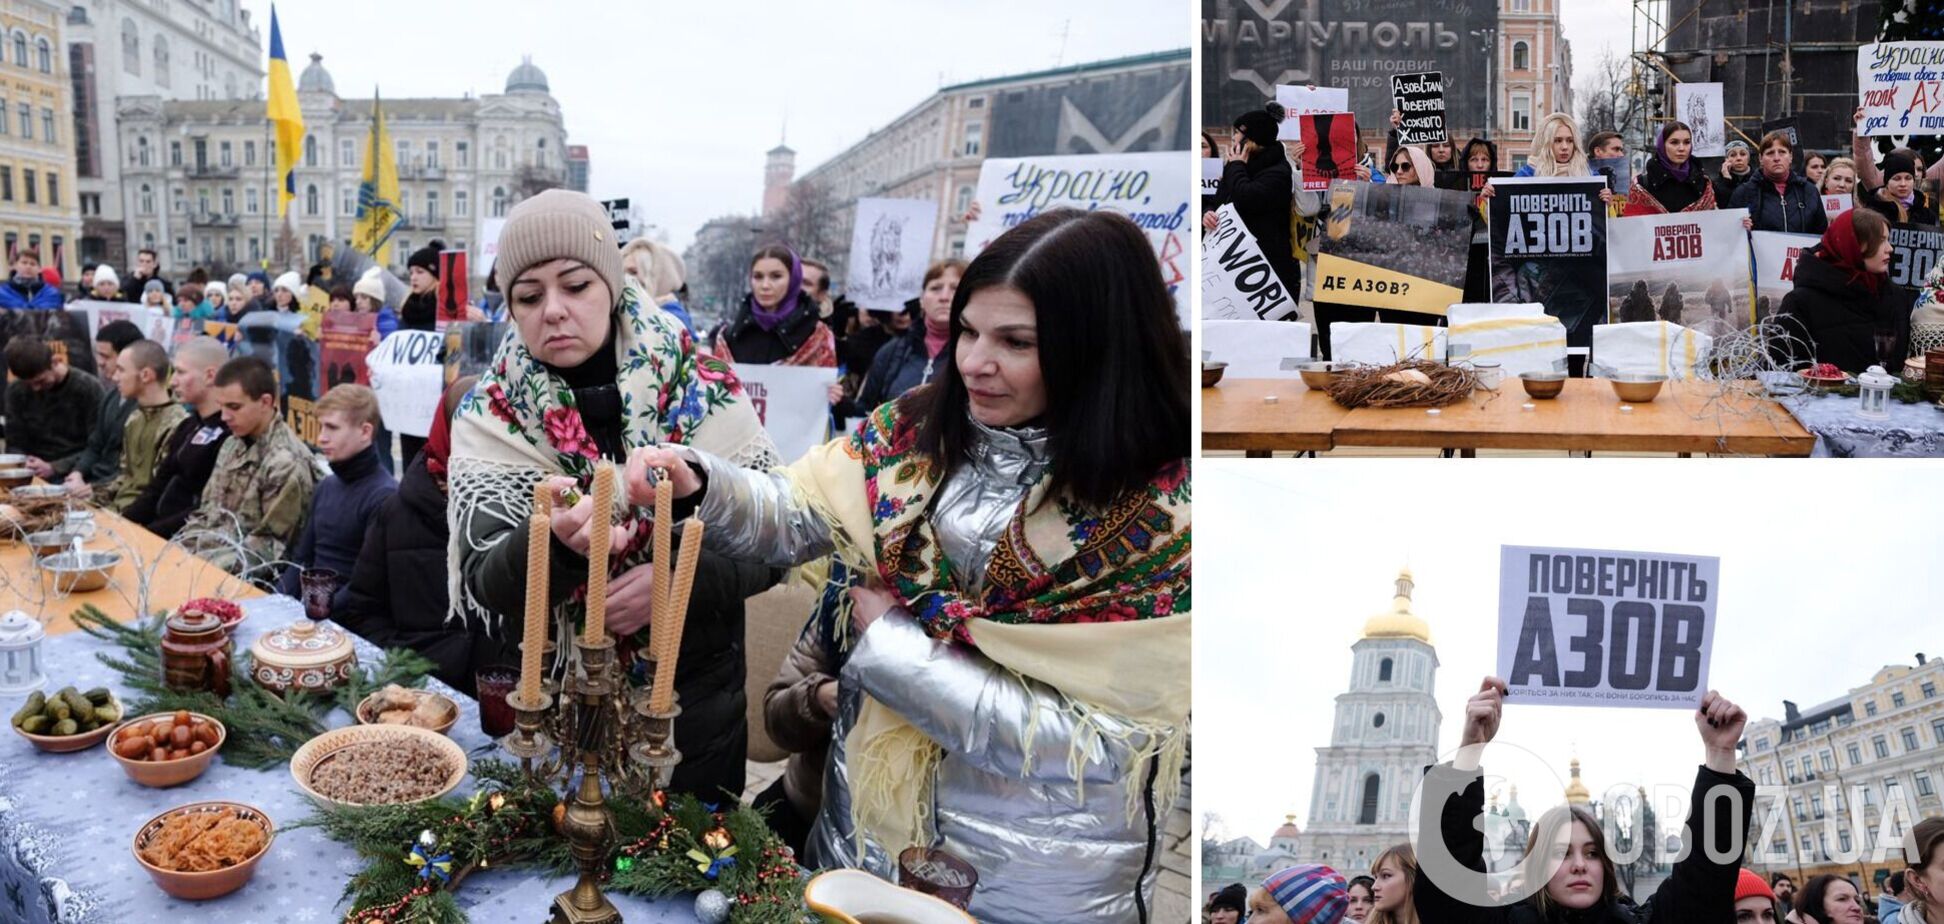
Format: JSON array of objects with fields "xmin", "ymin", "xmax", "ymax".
[{"xmin": 543, "ymin": 407, "xmax": 600, "ymax": 461}]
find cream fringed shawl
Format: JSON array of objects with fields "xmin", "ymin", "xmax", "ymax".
[
  {"xmin": 446, "ymin": 289, "xmax": 778, "ymax": 636},
  {"xmin": 784, "ymin": 399, "xmax": 1193, "ymax": 860}
]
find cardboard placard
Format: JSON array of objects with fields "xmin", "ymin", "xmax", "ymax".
[
  {"xmin": 730, "ymin": 363, "xmax": 838, "ymax": 464},
  {"xmin": 1273, "ymin": 85, "xmax": 1350, "ymax": 142},
  {"xmin": 843, "ymin": 197, "xmax": 939, "ymax": 313},
  {"xmin": 1489, "ymin": 177, "xmax": 1611, "ymax": 347},
  {"xmin": 1201, "ymin": 204, "xmax": 1299, "ymax": 322},
  {"xmin": 1298, "ymin": 113, "xmax": 1360, "ymax": 191},
  {"xmin": 1391, "ymin": 71, "xmax": 1447, "ymax": 145},
  {"xmin": 1856, "ymin": 42, "xmax": 1944, "ymax": 136},
  {"xmin": 1605, "ymin": 211, "xmax": 1755, "ymax": 337},
  {"xmin": 1675, "ymin": 82, "xmax": 1727, "ymax": 156},
  {"xmin": 319, "ymin": 309, "xmax": 377, "ymax": 389},
  {"xmin": 365, "ymin": 329, "xmax": 446, "ymax": 438},
  {"xmin": 436, "ymin": 250, "xmax": 469, "ymax": 329}
]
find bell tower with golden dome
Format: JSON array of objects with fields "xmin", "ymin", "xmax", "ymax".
[{"xmin": 1300, "ymin": 568, "xmax": 1442, "ymax": 874}]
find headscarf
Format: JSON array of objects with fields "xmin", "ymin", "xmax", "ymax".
[
  {"xmin": 1263, "ymin": 865, "xmax": 1350, "ymax": 924},
  {"xmin": 1816, "ymin": 209, "xmax": 1881, "ymax": 296},
  {"xmin": 1395, "ymin": 145, "xmax": 1436, "ymax": 188},
  {"xmin": 746, "ymin": 247, "xmax": 804, "ymax": 332},
  {"xmin": 1526, "ymin": 113, "xmax": 1588, "ymax": 178},
  {"xmin": 1654, "ymin": 123, "xmax": 1692, "ymax": 182}
]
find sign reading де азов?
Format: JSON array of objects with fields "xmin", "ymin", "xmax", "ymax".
[{"xmin": 1497, "ymin": 545, "xmax": 1718, "ymax": 709}]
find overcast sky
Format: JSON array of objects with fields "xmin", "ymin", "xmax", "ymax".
[
  {"xmin": 1196, "ymin": 461, "xmax": 1944, "ymax": 849},
  {"xmin": 242, "ymin": 0, "xmax": 1186, "ymax": 251}
]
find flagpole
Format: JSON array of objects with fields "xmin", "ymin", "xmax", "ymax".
[{"xmin": 262, "ymin": 116, "xmax": 271, "ymax": 270}]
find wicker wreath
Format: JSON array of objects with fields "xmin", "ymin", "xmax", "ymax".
[{"xmin": 1324, "ymin": 359, "xmax": 1480, "ymax": 408}]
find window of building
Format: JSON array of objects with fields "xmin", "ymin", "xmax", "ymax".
[
  {"xmin": 1867, "ymin": 700, "xmax": 1879, "ymax": 716},
  {"xmin": 1919, "ymin": 773, "xmax": 1936, "ymax": 797},
  {"xmin": 17, "ymin": 103, "xmax": 30, "ymax": 140},
  {"xmin": 0, "ymin": 167, "xmax": 12, "ymax": 201},
  {"xmin": 244, "ymin": 140, "xmax": 255, "ymax": 167},
  {"xmin": 1512, "ymin": 41, "xmax": 1530, "ymax": 71},
  {"xmin": 224, "ymin": 236, "xmax": 235, "ymax": 263},
  {"xmin": 1838, "ymin": 712, "xmax": 1855, "ymax": 726},
  {"xmin": 1793, "ymin": 796, "xmax": 1806, "ymax": 820},
  {"xmin": 1893, "ymin": 692, "xmax": 1907, "ymax": 708},
  {"xmin": 1512, "ymin": 0, "xmax": 1531, "ymax": 11},
  {"xmin": 1377, "ymin": 658, "xmax": 1393, "ymax": 682},
  {"xmin": 1811, "ymin": 792, "xmax": 1824, "ymax": 816},
  {"xmin": 46, "ymin": 174, "xmax": 56, "ymax": 207},
  {"xmin": 199, "ymin": 237, "xmax": 211, "ymax": 264},
  {"xmin": 341, "ymin": 186, "xmax": 355, "ymax": 216},
  {"xmin": 36, "ymin": 37, "xmax": 50, "ymax": 74},
  {"xmin": 41, "ymin": 108, "xmax": 53, "ymax": 145},
  {"xmin": 399, "ymin": 189, "xmax": 411, "ymax": 220},
  {"xmin": 139, "ymin": 183, "xmax": 153, "ymax": 213},
  {"xmin": 248, "ymin": 236, "xmax": 259, "ymax": 261},
  {"xmin": 1924, "ymin": 682, "xmax": 1937, "ymax": 700},
  {"xmin": 1820, "ymin": 750, "xmax": 1834, "ymax": 772},
  {"xmin": 220, "ymin": 140, "xmax": 232, "ymax": 167},
  {"xmin": 121, "ymin": 18, "xmax": 139, "ymax": 75},
  {"xmin": 425, "ymin": 190, "xmax": 438, "ymax": 223},
  {"xmin": 153, "ymin": 35, "xmax": 169, "ymax": 88},
  {"xmin": 305, "ymin": 135, "xmax": 317, "ymax": 167},
  {"xmin": 196, "ymin": 188, "xmax": 208, "ymax": 216},
  {"xmin": 174, "ymin": 236, "xmax": 187, "ymax": 264},
  {"xmin": 1358, "ymin": 774, "xmax": 1380, "ymax": 825},
  {"xmin": 221, "ymin": 188, "xmax": 233, "ymax": 215},
  {"xmin": 1904, "ymin": 728, "xmax": 1920, "ymax": 751},
  {"xmin": 963, "ymin": 122, "xmax": 982, "ymax": 157},
  {"xmin": 305, "ymin": 184, "xmax": 318, "ymax": 216},
  {"xmin": 1786, "ymin": 757, "xmax": 1797, "ymax": 779},
  {"xmin": 1875, "ymin": 736, "xmax": 1890, "ymax": 759},
  {"xmin": 491, "ymin": 186, "xmax": 506, "ymax": 217},
  {"xmin": 456, "ymin": 141, "xmax": 469, "ymax": 168},
  {"xmin": 396, "ymin": 139, "xmax": 410, "ymax": 170},
  {"xmin": 22, "ymin": 168, "xmax": 34, "ymax": 204},
  {"xmin": 0, "ymin": 99, "xmax": 8, "ymax": 137},
  {"xmin": 14, "ymin": 31, "xmax": 27, "ymax": 67},
  {"xmin": 170, "ymin": 140, "xmax": 181, "ymax": 166},
  {"xmin": 454, "ymin": 189, "xmax": 468, "ymax": 217},
  {"xmin": 425, "ymin": 141, "xmax": 439, "ymax": 168},
  {"xmin": 245, "ymin": 186, "xmax": 257, "ymax": 214},
  {"xmin": 1933, "ymin": 718, "xmax": 1944, "ymax": 743},
  {"xmin": 1510, "ymin": 94, "xmax": 1532, "ymax": 132},
  {"xmin": 1849, "ymin": 743, "xmax": 1863, "ymax": 765},
  {"xmin": 1756, "ymin": 738, "xmax": 1770, "ymax": 752},
  {"xmin": 172, "ymin": 186, "xmax": 184, "ymax": 213},
  {"xmin": 340, "ymin": 138, "xmax": 354, "ymax": 167}
]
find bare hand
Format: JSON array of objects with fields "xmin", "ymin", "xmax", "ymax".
[
  {"xmin": 961, "ymin": 201, "xmax": 981, "ymax": 224},
  {"xmin": 1742, "ymin": 216, "xmax": 1754, "ymax": 231},
  {"xmin": 1223, "ymin": 140, "xmax": 1246, "ymax": 164},
  {"xmin": 464, "ymin": 304, "xmax": 486, "ymax": 322},
  {"xmin": 548, "ymin": 491, "xmax": 630, "ymax": 559},
  {"xmin": 1853, "ymin": 106, "xmax": 1865, "ymax": 126},
  {"xmin": 63, "ymin": 472, "xmax": 93, "ymax": 501},
  {"xmin": 826, "ymin": 382, "xmax": 845, "ymax": 406},
  {"xmin": 815, "ymin": 679, "xmax": 838, "ymax": 717},
  {"xmin": 848, "ymin": 585, "xmax": 898, "ymax": 636},
  {"xmin": 1202, "ymin": 211, "xmax": 1219, "ymax": 231},
  {"xmin": 1479, "ymin": 182, "xmax": 1497, "ymax": 199},
  {"xmin": 24, "ymin": 457, "xmax": 52, "ymax": 479},
  {"xmin": 1696, "ymin": 690, "xmax": 1747, "ymax": 763},
  {"xmin": 624, "ymin": 446, "xmax": 701, "ymax": 505},
  {"xmin": 1599, "ymin": 188, "xmax": 1615, "ymax": 204},
  {"xmin": 1390, "ymin": 109, "xmax": 1403, "ymax": 129},
  {"xmin": 1461, "ymin": 676, "xmax": 1507, "ymax": 749},
  {"xmin": 1355, "ymin": 163, "xmax": 1373, "ymax": 182},
  {"xmin": 604, "ymin": 563, "xmax": 657, "ymax": 637}
]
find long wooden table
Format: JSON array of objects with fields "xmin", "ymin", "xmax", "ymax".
[
  {"xmin": 0, "ymin": 506, "xmax": 262, "ymax": 635},
  {"xmin": 1201, "ymin": 378, "xmax": 1353, "ymax": 455},
  {"xmin": 1204, "ymin": 378, "xmax": 1817, "ymax": 456}
]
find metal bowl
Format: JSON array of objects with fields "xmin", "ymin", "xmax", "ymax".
[
  {"xmin": 1298, "ymin": 361, "xmax": 1347, "ymax": 391},
  {"xmin": 0, "ymin": 453, "xmax": 24, "ymax": 466},
  {"xmin": 1520, "ymin": 372, "xmax": 1567, "ymax": 399},
  {"xmin": 1610, "ymin": 374, "xmax": 1668, "ymax": 404},
  {"xmin": 1200, "ymin": 361, "xmax": 1228, "ymax": 388},
  {"xmin": 11, "ymin": 484, "xmax": 67, "ymax": 500},
  {"xmin": 24, "ymin": 529, "xmax": 80, "ymax": 558},
  {"xmin": 0, "ymin": 468, "xmax": 32, "ymax": 490},
  {"xmin": 39, "ymin": 550, "xmax": 121, "ymax": 593}
]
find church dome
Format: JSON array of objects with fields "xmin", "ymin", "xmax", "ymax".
[
  {"xmin": 506, "ymin": 56, "xmax": 550, "ymax": 94},
  {"xmin": 1363, "ymin": 568, "xmax": 1432, "ymax": 643},
  {"xmin": 1271, "ymin": 815, "xmax": 1301, "ymax": 841},
  {"xmin": 1505, "ymin": 784, "xmax": 1528, "ymax": 822},
  {"xmin": 1565, "ymin": 757, "xmax": 1591, "ymax": 805},
  {"xmin": 298, "ymin": 52, "xmax": 334, "ymax": 95}
]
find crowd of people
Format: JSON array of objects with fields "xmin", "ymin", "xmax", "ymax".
[
  {"xmin": 1, "ymin": 187, "xmax": 1192, "ymax": 922},
  {"xmin": 1204, "ymin": 99, "xmax": 1944, "ymax": 374},
  {"xmin": 1204, "ymin": 678, "xmax": 1944, "ymax": 924}
]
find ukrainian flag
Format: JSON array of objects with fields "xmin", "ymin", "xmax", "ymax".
[
  {"xmin": 266, "ymin": 5, "xmax": 304, "ymax": 217},
  {"xmin": 351, "ymin": 90, "xmax": 402, "ymax": 263}
]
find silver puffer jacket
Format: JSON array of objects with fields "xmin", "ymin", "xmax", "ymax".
[{"xmin": 684, "ymin": 418, "xmax": 1171, "ymax": 924}]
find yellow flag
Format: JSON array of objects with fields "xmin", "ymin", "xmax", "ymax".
[
  {"xmin": 265, "ymin": 6, "xmax": 304, "ymax": 217},
  {"xmin": 351, "ymin": 90, "xmax": 402, "ymax": 264}
]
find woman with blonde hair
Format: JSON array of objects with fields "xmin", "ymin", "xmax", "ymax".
[
  {"xmin": 1368, "ymin": 843, "xmax": 1419, "ymax": 924},
  {"xmin": 620, "ymin": 237, "xmax": 696, "ymax": 334},
  {"xmin": 1481, "ymin": 113, "xmax": 1611, "ymax": 205}
]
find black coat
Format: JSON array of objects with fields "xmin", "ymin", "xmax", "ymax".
[
  {"xmin": 1711, "ymin": 168, "xmax": 1750, "ymax": 210},
  {"xmin": 717, "ymin": 294, "xmax": 824, "ymax": 365},
  {"xmin": 1729, "ymin": 173, "xmax": 1829, "ymax": 234},
  {"xmin": 1859, "ymin": 187, "xmax": 1940, "ymax": 227},
  {"xmin": 1631, "ymin": 159, "xmax": 1715, "ymax": 214},
  {"xmin": 1219, "ymin": 147, "xmax": 1300, "ymax": 293},
  {"xmin": 1415, "ymin": 763, "xmax": 1753, "ymax": 924},
  {"xmin": 1772, "ymin": 250, "xmax": 1909, "ymax": 375}
]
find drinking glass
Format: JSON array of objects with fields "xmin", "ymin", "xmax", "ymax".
[{"xmin": 475, "ymin": 667, "xmax": 519, "ymax": 738}]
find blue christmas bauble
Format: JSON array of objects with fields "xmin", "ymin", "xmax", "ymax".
[{"xmin": 694, "ymin": 889, "xmax": 731, "ymax": 924}]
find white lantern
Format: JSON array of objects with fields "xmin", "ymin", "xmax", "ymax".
[
  {"xmin": 0, "ymin": 610, "xmax": 46, "ymax": 695},
  {"xmin": 1857, "ymin": 365, "xmax": 1897, "ymax": 420}
]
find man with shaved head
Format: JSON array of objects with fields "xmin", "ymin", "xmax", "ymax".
[
  {"xmin": 68, "ymin": 339, "xmax": 188, "ymax": 511},
  {"xmin": 124, "ymin": 337, "xmax": 233, "ymax": 538}
]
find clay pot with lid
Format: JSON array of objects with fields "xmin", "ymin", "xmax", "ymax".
[
  {"xmin": 250, "ymin": 618, "xmax": 357, "ymax": 696},
  {"xmin": 162, "ymin": 609, "xmax": 233, "ymax": 698}
]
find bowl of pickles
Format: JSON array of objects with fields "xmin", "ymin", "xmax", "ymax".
[{"xmin": 12, "ymin": 686, "xmax": 125, "ymax": 753}]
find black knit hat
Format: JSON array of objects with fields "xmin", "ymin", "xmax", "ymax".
[
  {"xmin": 407, "ymin": 239, "xmax": 446, "ymax": 277},
  {"xmin": 1881, "ymin": 150, "xmax": 1918, "ymax": 182},
  {"xmin": 1208, "ymin": 882, "xmax": 1247, "ymax": 914},
  {"xmin": 1233, "ymin": 106, "xmax": 1281, "ymax": 148}
]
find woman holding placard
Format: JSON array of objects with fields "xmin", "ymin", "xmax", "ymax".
[
  {"xmin": 1822, "ymin": 157, "xmax": 1859, "ymax": 197},
  {"xmin": 630, "ymin": 208, "xmax": 1190, "ymax": 923},
  {"xmin": 1859, "ymin": 151, "xmax": 1940, "ymax": 227},
  {"xmin": 1217, "ymin": 104, "xmax": 1301, "ymax": 296},
  {"xmin": 1730, "ymin": 131, "xmax": 1829, "ymax": 234},
  {"xmin": 1414, "ymin": 676, "xmax": 1755, "ymax": 924},
  {"xmin": 447, "ymin": 189, "xmax": 783, "ymax": 802}
]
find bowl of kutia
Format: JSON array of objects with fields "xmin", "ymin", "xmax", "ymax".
[
  {"xmin": 12, "ymin": 686, "xmax": 124, "ymax": 753},
  {"xmin": 25, "ymin": 529, "xmax": 81, "ymax": 559}
]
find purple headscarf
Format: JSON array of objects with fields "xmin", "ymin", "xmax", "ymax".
[
  {"xmin": 746, "ymin": 248, "xmax": 804, "ymax": 332},
  {"xmin": 1655, "ymin": 125, "xmax": 1692, "ymax": 182}
]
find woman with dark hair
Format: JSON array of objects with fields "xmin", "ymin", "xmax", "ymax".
[
  {"xmin": 1797, "ymin": 875, "xmax": 1868, "ymax": 924},
  {"xmin": 1202, "ymin": 130, "xmax": 1226, "ymax": 218},
  {"xmin": 1625, "ymin": 122, "xmax": 1718, "ymax": 215},
  {"xmin": 712, "ymin": 242, "xmax": 838, "ymax": 367},
  {"xmin": 1347, "ymin": 875, "xmax": 1378, "ymax": 923},
  {"xmin": 1773, "ymin": 208, "xmax": 1906, "ymax": 373},
  {"xmin": 1806, "ymin": 151, "xmax": 1830, "ymax": 188},
  {"xmin": 1415, "ymin": 676, "xmax": 1754, "ymax": 924},
  {"xmin": 1732, "ymin": 131, "xmax": 1829, "ymax": 233},
  {"xmin": 1216, "ymin": 104, "xmax": 1300, "ymax": 295},
  {"xmin": 447, "ymin": 189, "xmax": 783, "ymax": 803},
  {"xmin": 634, "ymin": 208, "xmax": 1190, "ymax": 923}
]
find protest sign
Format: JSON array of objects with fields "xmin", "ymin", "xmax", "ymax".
[
  {"xmin": 965, "ymin": 152, "xmax": 1189, "ymax": 323},
  {"xmin": 1889, "ymin": 222, "xmax": 1944, "ymax": 295},
  {"xmin": 443, "ymin": 321, "xmax": 511, "ymax": 389},
  {"xmin": 1489, "ymin": 177, "xmax": 1610, "ymax": 346},
  {"xmin": 1856, "ymin": 42, "xmax": 1944, "ymax": 136},
  {"xmin": 1201, "ymin": 157, "xmax": 1223, "ymax": 198},
  {"xmin": 1750, "ymin": 231, "xmax": 1822, "ymax": 323},
  {"xmin": 365, "ymin": 329, "xmax": 446, "ymax": 438},
  {"xmin": 1201, "ymin": 204, "xmax": 1299, "ymax": 322},
  {"xmin": 599, "ymin": 197, "xmax": 636, "ymax": 242},
  {"xmin": 320, "ymin": 310, "xmax": 377, "ymax": 389},
  {"xmin": 1391, "ymin": 72, "xmax": 1447, "ymax": 145},
  {"xmin": 72, "ymin": 300, "xmax": 167, "ymax": 342},
  {"xmin": 1675, "ymin": 82, "xmax": 1727, "ymax": 156},
  {"xmin": 1822, "ymin": 193, "xmax": 1853, "ymax": 222},
  {"xmin": 285, "ymin": 395, "xmax": 319, "ymax": 448},
  {"xmin": 0, "ymin": 308, "xmax": 96, "ymax": 375},
  {"xmin": 477, "ymin": 217, "xmax": 508, "ymax": 275},
  {"xmin": 1435, "ymin": 170, "xmax": 1511, "ymax": 194},
  {"xmin": 1497, "ymin": 545, "xmax": 1719, "ymax": 709},
  {"xmin": 437, "ymin": 250, "xmax": 469, "ymax": 328},
  {"xmin": 1273, "ymin": 84, "xmax": 1349, "ymax": 141},
  {"xmin": 1590, "ymin": 157, "xmax": 1632, "ymax": 196},
  {"xmin": 1298, "ymin": 114, "xmax": 1359, "ymax": 191},
  {"xmin": 844, "ymin": 197, "xmax": 939, "ymax": 312},
  {"xmin": 237, "ymin": 311, "xmax": 317, "ymax": 416},
  {"xmin": 1605, "ymin": 211, "xmax": 1754, "ymax": 338},
  {"xmin": 1314, "ymin": 180, "xmax": 1472, "ymax": 317},
  {"xmin": 730, "ymin": 363, "xmax": 837, "ymax": 464}
]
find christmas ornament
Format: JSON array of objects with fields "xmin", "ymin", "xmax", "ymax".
[
  {"xmin": 693, "ymin": 889, "xmax": 731, "ymax": 923},
  {"xmin": 701, "ymin": 827, "xmax": 733, "ymax": 851}
]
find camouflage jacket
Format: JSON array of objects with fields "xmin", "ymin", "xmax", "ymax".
[
  {"xmin": 180, "ymin": 418, "xmax": 318, "ymax": 577},
  {"xmin": 105, "ymin": 401, "xmax": 189, "ymax": 513}
]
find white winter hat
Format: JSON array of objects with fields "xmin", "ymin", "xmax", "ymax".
[
  {"xmin": 92, "ymin": 264, "xmax": 119, "ymax": 288},
  {"xmin": 353, "ymin": 268, "xmax": 388, "ymax": 304},
  {"xmin": 273, "ymin": 271, "xmax": 303, "ymax": 296},
  {"xmin": 204, "ymin": 280, "xmax": 226, "ymax": 301}
]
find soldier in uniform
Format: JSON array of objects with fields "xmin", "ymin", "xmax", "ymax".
[{"xmin": 178, "ymin": 356, "xmax": 319, "ymax": 578}]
